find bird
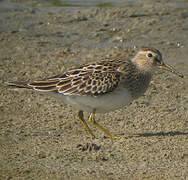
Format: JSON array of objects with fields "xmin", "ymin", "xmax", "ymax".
[{"xmin": 7, "ymin": 48, "xmax": 184, "ymax": 140}]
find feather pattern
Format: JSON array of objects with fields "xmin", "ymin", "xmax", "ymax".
[{"xmin": 8, "ymin": 59, "xmax": 128, "ymax": 96}]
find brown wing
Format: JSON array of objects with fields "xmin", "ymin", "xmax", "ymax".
[
  {"xmin": 56, "ymin": 61, "xmax": 122, "ymax": 96},
  {"xmin": 8, "ymin": 60, "xmax": 123, "ymax": 96}
]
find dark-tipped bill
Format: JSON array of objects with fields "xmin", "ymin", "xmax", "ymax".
[{"xmin": 159, "ymin": 63, "xmax": 184, "ymax": 78}]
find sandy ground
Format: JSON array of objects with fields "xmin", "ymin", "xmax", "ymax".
[{"xmin": 0, "ymin": 0, "xmax": 188, "ymax": 179}]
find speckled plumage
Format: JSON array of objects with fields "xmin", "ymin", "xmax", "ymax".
[{"xmin": 7, "ymin": 48, "xmax": 183, "ymax": 139}]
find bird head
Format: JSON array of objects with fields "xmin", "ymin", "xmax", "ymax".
[{"xmin": 132, "ymin": 48, "xmax": 183, "ymax": 78}]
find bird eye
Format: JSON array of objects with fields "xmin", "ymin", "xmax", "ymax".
[{"xmin": 147, "ymin": 53, "xmax": 153, "ymax": 58}]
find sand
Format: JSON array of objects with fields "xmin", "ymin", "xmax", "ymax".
[{"xmin": 0, "ymin": 0, "xmax": 188, "ymax": 179}]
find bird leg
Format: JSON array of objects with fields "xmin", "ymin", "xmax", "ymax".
[
  {"xmin": 89, "ymin": 112, "xmax": 140, "ymax": 141},
  {"xmin": 89, "ymin": 112, "xmax": 118, "ymax": 141},
  {"xmin": 78, "ymin": 110, "xmax": 95, "ymax": 139}
]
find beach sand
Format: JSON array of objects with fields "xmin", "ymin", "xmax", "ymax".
[{"xmin": 0, "ymin": 0, "xmax": 188, "ymax": 179}]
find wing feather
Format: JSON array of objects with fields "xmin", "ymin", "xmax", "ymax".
[
  {"xmin": 56, "ymin": 61, "xmax": 122, "ymax": 96},
  {"xmin": 7, "ymin": 59, "xmax": 124, "ymax": 96}
]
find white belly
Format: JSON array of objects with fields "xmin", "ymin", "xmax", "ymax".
[{"xmin": 58, "ymin": 87, "xmax": 133, "ymax": 113}]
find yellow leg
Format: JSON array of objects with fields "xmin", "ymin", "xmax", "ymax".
[
  {"xmin": 89, "ymin": 112, "xmax": 140, "ymax": 141},
  {"xmin": 78, "ymin": 110, "xmax": 95, "ymax": 139},
  {"xmin": 89, "ymin": 112, "xmax": 117, "ymax": 141}
]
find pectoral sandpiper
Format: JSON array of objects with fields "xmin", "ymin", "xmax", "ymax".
[{"xmin": 7, "ymin": 48, "xmax": 184, "ymax": 140}]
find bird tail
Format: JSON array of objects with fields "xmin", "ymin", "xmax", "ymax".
[
  {"xmin": 6, "ymin": 80, "xmax": 59, "ymax": 92},
  {"xmin": 5, "ymin": 82, "xmax": 33, "ymax": 90}
]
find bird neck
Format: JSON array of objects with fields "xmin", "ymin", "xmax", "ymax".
[
  {"xmin": 131, "ymin": 71, "xmax": 152, "ymax": 99},
  {"xmin": 121, "ymin": 63, "xmax": 153, "ymax": 99},
  {"xmin": 131, "ymin": 56, "xmax": 154, "ymax": 75}
]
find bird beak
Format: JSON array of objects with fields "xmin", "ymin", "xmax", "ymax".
[{"xmin": 159, "ymin": 63, "xmax": 184, "ymax": 78}]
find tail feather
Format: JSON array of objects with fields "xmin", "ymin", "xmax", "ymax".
[
  {"xmin": 6, "ymin": 80, "xmax": 59, "ymax": 92},
  {"xmin": 5, "ymin": 82, "xmax": 33, "ymax": 90}
]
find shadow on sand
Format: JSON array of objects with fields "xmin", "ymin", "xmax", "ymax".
[{"xmin": 138, "ymin": 131, "xmax": 188, "ymax": 137}]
